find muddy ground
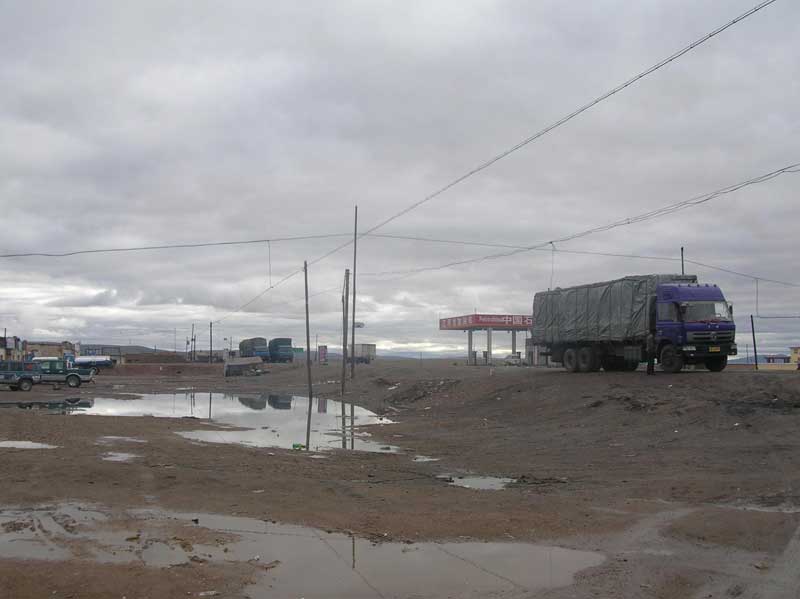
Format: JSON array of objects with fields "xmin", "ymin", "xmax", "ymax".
[{"xmin": 1, "ymin": 359, "xmax": 799, "ymax": 598}]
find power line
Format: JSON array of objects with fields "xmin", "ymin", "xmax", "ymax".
[
  {"xmin": 0, "ymin": 233, "xmax": 350, "ymax": 259},
  {"xmin": 359, "ymin": 163, "xmax": 800, "ymax": 281},
  {"xmin": 358, "ymin": 0, "xmax": 782, "ymax": 237},
  {"xmin": 361, "ymin": 233, "xmax": 800, "ymax": 288},
  {"xmin": 213, "ymin": 280, "xmax": 341, "ymax": 324},
  {"xmin": 205, "ymin": 0, "xmax": 783, "ymax": 310}
]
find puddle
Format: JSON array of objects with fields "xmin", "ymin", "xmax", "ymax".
[
  {"xmin": 96, "ymin": 436, "xmax": 148, "ymax": 445},
  {"xmin": 0, "ymin": 503, "xmax": 605, "ymax": 597},
  {"xmin": 100, "ymin": 452, "xmax": 140, "ymax": 462},
  {"xmin": 66, "ymin": 392, "xmax": 397, "ymax": 453},
  {"xmin": 0, "ymin": 441, "xmax": 58, "ymax": 449},
  {"xmin": 413, "ymin": 455, "xmax": 440, "ymax": 463},
  {"xmin": 438, "ymin": 475, "xmax": 516, "ymax": 490}
]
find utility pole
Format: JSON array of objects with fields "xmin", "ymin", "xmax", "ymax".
[
  {"xmin": 350, "ymin": 205, "xmax": 358, "ymax": 379},
  {"xmin": 174, "ymin": 328, "xmax": 177, "ymax": 353},
  {"xmin": 341, "ymin": 269, "xmax": 350, "ymax": 396},
  {"xmin": 750, "ymin": 314, "xmax": 759, "ymax": 371},
  {"xmin": 190, "ymin": 324, "xmax": 195, "ymax": 362},
  {"xmin": 209, "ymin": 321, "xmax": 213, "ymax": 364},
  {"xmin": 341, "ymin": 269, "xmax": 350, "ymax": 449},
  {"xmin": 303, "ymin": 261, "xmax": 314, "ymax": 451},
  {"xmin": 681, "ymin": 247, "xmax": 685, "ymax": 275}
]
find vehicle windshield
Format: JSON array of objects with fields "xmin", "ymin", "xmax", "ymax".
[{"xmin": 683, "ymin": 301, "xmax": 732, "ymax": 322}]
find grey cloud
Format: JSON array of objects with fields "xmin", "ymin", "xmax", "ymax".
[{"xmin": 0, "ymin": 0, "xmax": 798, "ymax": 354}]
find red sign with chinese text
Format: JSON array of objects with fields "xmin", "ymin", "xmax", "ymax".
[{"xmin": 439, "ymin": 314, "xmax": 532, "ymax": 331}]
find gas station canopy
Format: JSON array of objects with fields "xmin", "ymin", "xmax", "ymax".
[{"xmin": 439, "ymin": 314, "xmax": 533, "ymax": 365}]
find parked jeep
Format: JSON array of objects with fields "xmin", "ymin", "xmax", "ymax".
[
  {"xmin": 0, "ymin": 361, "xmax": 42, "ymax": 391},
  {"xmin": 31, "ymin": 357, "xmax": 94, "ymax": 388}
]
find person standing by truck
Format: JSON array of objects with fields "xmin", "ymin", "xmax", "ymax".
[{"xmin": 646, "ymin": 332, "xmax": 655, "ymax": 375}]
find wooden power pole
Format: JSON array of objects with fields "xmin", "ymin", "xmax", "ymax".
[
  {"xmin": 341, "ymin": 269, "xmax": 350, "ymax": 449},
  {"xmin": 304, "ymin": 261, "xmax": 314, "ymax": 450},
  {"xmin": 350, "ymin": 205, "xmax": 358, "ymax": 379}
]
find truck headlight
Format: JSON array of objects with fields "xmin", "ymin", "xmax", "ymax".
[{"xmin": 682, "ymin": 345, "xmax": 696, "ymax": 352}]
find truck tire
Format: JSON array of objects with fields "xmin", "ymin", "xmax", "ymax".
[
  {"xmin": 577, "ymin": 347, "xmax": 596, "ymax": 373},
  {"xmin": 660, "ymin": 345, "xmax": 684, "ymax": 373},
  {"xmin": 18, "ymin": 378, "xmax": 33, "ymax": 392},
  {"xmin": 66, "ymin": 374, "xmax": 82, "ymax": 388},
  {"xmin": 563, "ymin": 348, "xmax": 579, "ymax": 373},
  {"xmin": 705, "ymin": 356, "xmax": 728, "ymax": 372}
]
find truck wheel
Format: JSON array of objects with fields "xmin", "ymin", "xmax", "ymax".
[
  {"xmin": 660, "ymin": 345, "xmax": 684, "ymax": 373},
  {"xmin": 66, "ymin": 375, "xmax": 82, "ymax": 388},
  {"xmin": 705, "ymin": 356, "xmax": 728, "ymax": 372},
  {"xmin": 18, "ymin": 379, "xmax": 33, "ymax": 392},
  {"xmin": 563, "ymin": 348, "xmax": 579, "ymax": 372},
  {"xmin": 577, "ymin": 347, "xmax": 596, "ymax": 373}
]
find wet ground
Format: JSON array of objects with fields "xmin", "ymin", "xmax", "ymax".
[
  {"xmin": 0, "ymin": 502, "xmax": 604, "ymax": 598},
  {"xmin": 4, "ymin": 391, "xmax": 397, "ymax": 453},
  {"xmin": 1, "ymin": 359, "xmax": 800, "ymax": 598}
]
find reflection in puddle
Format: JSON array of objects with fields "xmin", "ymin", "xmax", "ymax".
[
  {"xmin": 438, "ymin": 475, "xmax": 516, "ymax": 490},
  {"xmin": 67, "ymin": 392, "xmax": 397, "ymax": 453},
  {"xmin": 0, "ymin": 503, "xmax": 605, "ymax": 597},
  {"xmin": 0, "ymin": 441, "xmax": 58, "ymax": 449}
]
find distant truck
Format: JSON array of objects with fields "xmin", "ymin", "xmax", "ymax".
[
  {"xmin": 531, "ymin": 274, "xmax": 737, "ymax": 373},
  {"xmin": 350, "ymin": 343, "xmax": 376, "ymax": 364},
  {"xmin": 268, "ymin": 338, "xmax": 294, "ymax": 363},
  {"xmin": 31, "ymin": 357, "xmax": 95, "ymax": 387},
  {"xmin": 0, "ymin": 361, "xmax": 42, "ymax": 391},
  {"xmin": 73, "ymin": 355, "xmax": 115, "ymax": 371},
  {"xmin": 239, "ymin": 337, "xmax": 270, "ymax": 361}
]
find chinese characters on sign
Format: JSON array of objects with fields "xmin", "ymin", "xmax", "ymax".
[{"xmin": 439, "ymin": 314, "xmax": 533, "ymax": 331}]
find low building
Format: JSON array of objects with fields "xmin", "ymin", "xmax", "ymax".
[
  {"xmin": 765, "ymin": 354, "xmax": 791, "ymax": 364},
  {"xmin": 0, "ymin": 336, "xmax": 24, "ymax": 361},
  {"xmin": 791, "ymin": 347, "xmax": 800, "ymax": 364},
  {"xmin": 24, "ymin": 340, "xmax": 75, "ymax": 359}
]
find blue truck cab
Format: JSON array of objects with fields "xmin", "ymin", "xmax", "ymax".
[{"xmin": 655, "ymin": 283, "xmax": 736, "ymax": 372}]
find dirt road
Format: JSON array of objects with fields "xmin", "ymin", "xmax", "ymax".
[{"xmin": 1, "ymin": 359, "xmax": 799, "ymax": 597}]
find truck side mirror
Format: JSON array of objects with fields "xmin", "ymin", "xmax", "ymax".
[{"xmin": 729, "ymin": 304, "xmax": 734, "ymax": 317}]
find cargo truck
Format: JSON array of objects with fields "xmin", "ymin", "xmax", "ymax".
[
  {"xmin": 531, "ymin": 274, "xmax": 737, "ymax": 373},
  {"xmin": 268, "ymin": 338, "xmax": 294, "ymax": 363},
  {"xmin": 350, "ymin": 343, "xmax": 376, "ymax": 364},
  {"xmin": 239, "ymin": 337, "xmax": 270, "ymax": 361}
]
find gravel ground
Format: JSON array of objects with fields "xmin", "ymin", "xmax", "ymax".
[{"xmin": 1, "ymin": 359, "xmax": 798, "ymax": 598}]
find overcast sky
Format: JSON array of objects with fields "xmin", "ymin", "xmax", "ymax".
[{"xmin": 1, "ymin": 0, "xmax": 798, "ymax": 356}]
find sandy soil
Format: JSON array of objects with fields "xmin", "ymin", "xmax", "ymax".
[{"xmin": 1, "ymin": 359, "xmax": 799, "ymax": 598}]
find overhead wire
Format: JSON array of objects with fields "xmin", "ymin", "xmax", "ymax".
[
  {"xmin": 0, "ymin": 233, "xmax": 350, "ymax": 259},
  {"xmin": 0, "ymin": 1, "xmax": 785, "ymax": 327},
  {"xmin": 196, "ymin": 0, "xmax": 783, "ymax": 317},
  {"xmin": 358, "ymin": 0, "xmax": 782, "ymax": 237},
  {"xmin": 358, "ymin": 163, "xmax": 800, "ymax": 282}
]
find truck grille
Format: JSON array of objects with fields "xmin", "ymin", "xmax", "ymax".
[{"xmin": 687, "ymin": 331, "xmax": 734, "ymax": 343}]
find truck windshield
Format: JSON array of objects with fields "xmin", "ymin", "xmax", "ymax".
[{"xmin": 684, "ymin": 301, "xmax": 732, "ymax": 322}]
